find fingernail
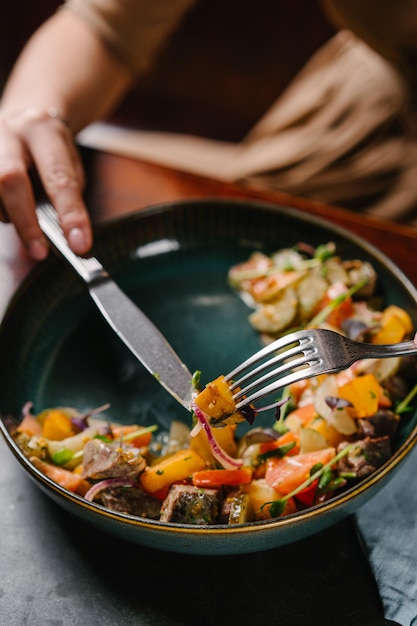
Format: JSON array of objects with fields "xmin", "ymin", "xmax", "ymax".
[
  {"xmin": 28, "ymin": 239, "xmax": 49, "ymax": 261},
  {"xmin": 68, "ymin": 227, "xmax": 87, "ymax": 254}
]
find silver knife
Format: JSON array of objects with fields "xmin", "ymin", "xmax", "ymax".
[{"xmin": 35, "ymin": 199, "xmax": 193, "ymax": 410}]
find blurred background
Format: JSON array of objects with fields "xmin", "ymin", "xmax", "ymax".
[{"xmin": 0, "ymin": 0, "xmax": 335, "ymax": 141}]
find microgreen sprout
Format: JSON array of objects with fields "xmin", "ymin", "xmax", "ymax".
[
  {"xmin": 93, "ymin": 433, "xmax": 113, "ymax": 443},
  {"xmin": 395, "ymin": 381, "xmax": 417, "ymax": 415},
  {"xmin": 314, "ymin": 242, "xmax": 336, "ymax": 262},
  {"xmin": 257, "ymin": 441, "xmax": 297, "ymax": 463},
  {"xmin": 192, "ymin": 370, "xmax": 202, "ymax": 390}
]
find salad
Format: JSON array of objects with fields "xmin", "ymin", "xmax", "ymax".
[{"xmin": 12, "ymin": 242, "xmax": 417, "ymax": 525}]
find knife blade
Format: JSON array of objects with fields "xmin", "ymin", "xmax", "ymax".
[{"xmin": 36, "ymin": 199, "xmax": 194, "ymax": 409}]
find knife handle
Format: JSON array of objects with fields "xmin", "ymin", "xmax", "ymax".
[{"xmin": 36, "ymin": 198, "xmax": 109, "ymax": 285}]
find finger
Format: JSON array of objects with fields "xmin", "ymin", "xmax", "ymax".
[
  {"xmin": 28, "ymin": 117, "xmax": 92, "ymax": 255},
  {"xmin": 45, "ymin": 110, "xmax": 86, "ymax": 189},
  {"xmin": 0, "ymin": 133, "xmax": 49, "ymax": 260},
  {"xmin": 0, "ymin": 199, "xmax": 10, "ymax": 223}
]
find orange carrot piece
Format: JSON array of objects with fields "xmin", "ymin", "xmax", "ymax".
[
  {"xmin": 29, "ymin": 456, "xmax": 90, "ymax": 495},
  {"xmin": 259, "ymin": 430, "xmax": 300, "ymax": 456},
  {"xmin": 111, "ymin": 425, "xmax": 153, "ymax": 448},
  {"xmin": 265, "ymin": 448, "xmax": 336, "ymax": 495},
  {"xmin": 192, "ymin": 467, "xmax": 253, "ymax": 488},
  {"xmin": 319, "ymin": 287, "xmax": 354, "ymax": 328},
  {"xmin": 151, "ymin": 485, "xmax": 171, "ymax": 502},
  {"xmin": 17, "ymin": 413, "xmax": 42, "ymax": 436}
]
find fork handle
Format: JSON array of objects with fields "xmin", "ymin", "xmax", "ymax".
[{"xmin": 353, "ymin": 338, "xmax": 417, "ymax": 360}]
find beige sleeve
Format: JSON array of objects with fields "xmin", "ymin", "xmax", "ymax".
[
  {"xmin": 61, "ymin": 0, "xmax": 197, "ymax": 74},
  {"xmin": 323, "ymin": 0, "xmax": 417, "ymax": 98}
]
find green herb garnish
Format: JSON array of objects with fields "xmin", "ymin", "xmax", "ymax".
[{"xmin": 51, "ymin": 448, "xmax": 74, "ymax": 466}]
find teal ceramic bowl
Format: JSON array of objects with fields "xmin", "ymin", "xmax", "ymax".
[{"xmin": 1, "ymin": 198, "xmax": 417, "ymax": 555}]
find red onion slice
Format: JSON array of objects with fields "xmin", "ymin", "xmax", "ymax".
[
  {"xmin": 192, "ymin": 403, "xmax": 243, "ymax": 469},
  {"xmin": 84, "ymin": 478, "xmax": 136, "ymax": 502}
]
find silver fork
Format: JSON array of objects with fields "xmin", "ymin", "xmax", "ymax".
[{"xmin": 225, "ymin": 328, "xmax": 417, "ymax": 412}]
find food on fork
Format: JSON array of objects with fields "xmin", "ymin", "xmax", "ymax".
[{"xmin": 193, "ymin": 375, "xmax": 250, "ymax": 425}]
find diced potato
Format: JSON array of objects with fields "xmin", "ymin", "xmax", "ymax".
[
  {"xmin": 242, "ymin": 479, "xmax": 283, "ymax": 520},
  {"xmin": 325, "ymin": 424, "xmax": 348, "ymax": 448},
  {"xmin": 296, "ymin": 271, "xmax": 328, "ymax": 320},
  {"xmin": 140, "ymin": 448, "xmax": 207, "ymax": 493},
  {"xmin": 190, "ymin": 423, "xmax": 238, "ymax": 467},
  {"xmin": 337, "ymin": 373, "xmax": 382, "ymax": 418},
  {"xmin": 248, "ymin": 271, "xmax": 302, "ymax": 303},
  {"xmin": 46, "ymin": 426, "xmax": 101, "ymax": 459},
  {"xmin": 303, "ymin": 415, "xmax": 352, "ymax": 448},
  {"xmin": 194, "ymin": 375, "xmax": 236, "ymax": 420},
  {"xmin": 306, "ymin": 416, "xmax": 328, "ymax": 439},
  {"xmin": 299, "ymin": 427, "xmax": 328, "ymax": 454},
  {"xmin": 356, "ymin": 356, "xmax": 401, "ymax": 384},
  {"xmin": 249, "ymin": 287, "xmax": 298, "ymax": 334},
  {"xmin": 371, "ymin": 305, "xmax": 413, "ymax": 344},
  {"xmin": 328, "ymin": 407, "xmax": 357, "ymax": 435},
  {"xmin": 41, "ymin": 409, "xmax": 77, "ymax": 441},
  {"xmin": 284, "ymin": 403, "xmax": 317, "ymax": 433},
  {"xmin": 313, "ymin": 375, "xmax": 338, "ymax": 422},
  {"xmin": 242, "ymin": 479, "xmax": 296, "ymax": 519}
]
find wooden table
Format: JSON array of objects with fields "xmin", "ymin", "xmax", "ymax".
[{"xmin": 0, "ymin": 146, "xmax": 407, "ymax": 626}]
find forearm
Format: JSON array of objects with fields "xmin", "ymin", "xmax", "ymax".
[
  {"xmin": 0, "ymin": 10, "xmax": 134, "ymax": 133},
  {"xmin": 0, "ymin": 0, "xmax": 193, "ymax": 260}
]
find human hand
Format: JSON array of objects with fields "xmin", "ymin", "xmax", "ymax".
[{"xmin": 0, "ymin": 107, "xmax": 93, "ymax": 260}]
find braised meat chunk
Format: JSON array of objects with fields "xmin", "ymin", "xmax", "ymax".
[
  {"xmin": 337, "ymin": 437, "xmax": 392, "ymax": 479},
  {"xmin": 98, "ymin": 485, "xmax": 161, "ymax": 519},
  {"xmin": 357, "ymin": 410, "xmax": 400, "ymax": 441},
  {"xmin": 160, "ymin": 484, "xmax": 220, "ymax": 524},
  {"xmin": 82, "ymin": 438, "xmax": 146, "ymax": 480}
]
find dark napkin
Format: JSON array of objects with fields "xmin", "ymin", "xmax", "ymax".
[{"xmin": 355, "ymin": 445, "xmax": 417, "ymax": 625}]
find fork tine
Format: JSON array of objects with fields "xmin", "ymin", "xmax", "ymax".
[
  {"xmin": 225, "ymin": 330, "xmax": 314, "ymax": 383},
  {"xmin": 226, "ymin": 329, "xmax": 323, "ymax": 412},
  {"xmin": 228, "ymin": 341, "xmax": 311, "ymax": 391},
  {"xmin": 229, "ymin": 327, "xmax": 417, "ymax": 414},
  {"xmin": 233, "ymin": 350, "xmax": 318, "ymax": 400},
  {"xmin": 234, "ymin": 358, "xmax": 326, "ymax": 411}
]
